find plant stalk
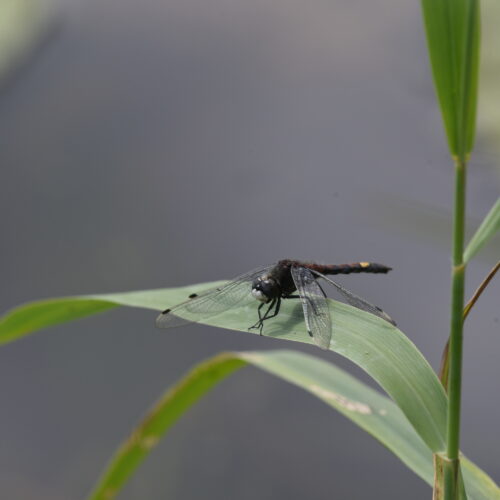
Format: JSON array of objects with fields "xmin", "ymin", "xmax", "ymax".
[
  {"xmin": 439, "ymin": 260, "xmax": 500, "ymax": 390},
  {"xmin": 446, "ymin": 157, "xmax": 467, "ymax": 463}
]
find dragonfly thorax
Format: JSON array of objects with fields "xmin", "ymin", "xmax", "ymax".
[{"xmin": 251, "ymin": 276, "xmax": 280, "ymax": 303}]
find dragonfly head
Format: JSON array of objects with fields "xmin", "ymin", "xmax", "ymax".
[{"xmin": 251, "ymin": 276, "xmax": 280, "ymax": 303}]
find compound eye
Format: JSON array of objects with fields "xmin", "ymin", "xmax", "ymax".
[{"xmin": 251, "ymin": 278, "xmax": 278, "ymax": 303}]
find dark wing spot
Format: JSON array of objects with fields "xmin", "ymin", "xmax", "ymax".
[
  {"xmin": 188, "ymin": 293, "xmax": 198, "ymax": 299},
  {"xmin": 162, "ymin": 308, "xmax": 171, "ymax": 314},
  {"xmin": 307, "ymin": 330, "xmax": 313, "ymax": 337}
]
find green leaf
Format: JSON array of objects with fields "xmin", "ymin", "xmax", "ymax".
[
  {"xmin": 2, "ymin": 286, "xmax": 498, "ymax": 499},
  {"xmin": 462, "ymin": 457, "xmax": 500, "ymax": 500},
  {"xmin": 420, "ymin": 0, "xmax": 481, "ymax": 156},
  {"xmin": 0, "ymin": 282, "xmax": 226, "ymax": 345},
  {"xmin": 1, "ymin": 283, "xmax": 447, "ymax": 452},
  {"xmin": 86, "ymin": 350, "xmax": 498, "ymax": 500},
  {"xmin": 0, "ymin": 298, "xmax": 118, "ymax": 345},
  {"xmin": 87, "ymin": 353, "xmax": 247, "ymax": 500},
  {"xmin": 464, "ymin": 197, "xmax": 500, "ymax": 262}
]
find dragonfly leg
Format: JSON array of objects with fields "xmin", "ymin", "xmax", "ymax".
[
  {"xmin": 257, "ymin": 301, "xmax": 265, "ymax": 322},
  {"xmin": 250, "ymin": 300, "xmax": 273, "ymax": 334},
  {"xmin": 262, "ymin": 297, "xmax": 281, "ymax": 322},
  {"xmin": 249, "ymin": 303, "xmax": 264, "ymax": 331},
  {"xmin": 249, "ymin": 298, "xmax": 280, "ymax": 335}
]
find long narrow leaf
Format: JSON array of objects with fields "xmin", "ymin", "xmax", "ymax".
[
  {"xmin": 87, "ymin": 350, "xmax": 498, "ymax": 500},
  {"xmin": 2, "ymin": 286, "xmax": 497, "ymax": 498},
  {"xmin": 0, "ymin": 283, "xmax": 226, "ymax": 345},
  {"xmin": 0, "ymin": 283, "xmax": 447, "ymax": 453},
  {"xmin": 88, "ymin": 353, "xmax": 246, "ymax": 500},
  {"xmin": 420, "ymin": 0, "xmax": 481, "ymax": 155},
  {"xmin": 464, "ymin": 197, "xmax": 500, "ymax": 262}
]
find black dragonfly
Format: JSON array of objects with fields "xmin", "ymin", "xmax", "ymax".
[{"xmin": 156, "ymin": 259, "xmax": 395, "ymax": 350}]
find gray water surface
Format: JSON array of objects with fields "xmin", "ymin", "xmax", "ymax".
[{"xmin": 0, "ymin": 1, "xmax": 498, "ymax": 499}]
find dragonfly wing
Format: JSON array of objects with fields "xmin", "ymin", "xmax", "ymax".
[
  {"xmin": 156, "ymin": 265, "xmax": 274, "ymax": 328},
  {"xmin": 310, "ymin": 270, "xmax": 396, "ymax": 326},
  {"xmin": 290, "ymin": 266, "xmax": 332, "ymax": 350}
]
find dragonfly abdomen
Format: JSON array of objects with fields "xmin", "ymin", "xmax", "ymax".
[{"xmin": 310, "ymin": 262, "xmax": 392, "ymax": 275}]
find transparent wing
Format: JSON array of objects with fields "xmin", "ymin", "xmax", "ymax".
[
  {"xmin": 156, "ymin": 265, "xmax": 274, "ymax": 329},
  {"xmin": 290, "ymin": 266, "xmax": 332, "ymax": 350},
  {"xmin": 310, "ymin": 270, "xmax": 396, "ymax": 325}
]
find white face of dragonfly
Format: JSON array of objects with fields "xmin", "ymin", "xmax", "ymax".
[{"xmin": 251, "ymin": 275, "xmax": 279, "ymax": 303}]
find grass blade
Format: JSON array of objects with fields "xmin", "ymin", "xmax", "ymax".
[
  {"xmin": 420, "ymin": 0, "xmax": 480, "ymax": 156},
  {"xmin": 0, "ymin": 283, "xmax": 225, "ymax": 345},
  {"xmin": 2, "ymin": 286, "xmax": 498, "ymax": 498},
  {"xmin": 86, "ymin": 350, "xmax": 498, "ymax": 500},
  {"xmin": 464, "ymin": 197, "xmax": 500, "ymax": 262},
  {"xmin": 87, "ymin": 353, "xmax": 246, "ymax": 500},
  {"xmin": 0, "ymin": 283, "xmax": 447, "ymax": 452},
  {"xmin": 0, "ymin": 298, "xmax": 118, "ymax": 345}
]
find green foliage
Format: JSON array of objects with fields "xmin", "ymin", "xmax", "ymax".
[
  {"xmin": 87, "ymin": 350, "xmax": 498, "ymax": 500},
  {"xmin": 1, "ymin": 286, "xmax": 499, "ymax": 499},
  {"xmin": 0, "ymin": 284, "xmax": 447, "ymax": 452},
  {"xmin": 464, "ymin": 197, "xmax": 500, "ymax": 262},
  {"xmin": 1, "ymin": 2, "xmax": 496, "ymax": 499},
  {"xmin": 420, "ymin": 0, "xmax": 489, "ymax": 497},
  {"xmin": 420, "ymin": 0, "xmax": 480, "ymax": 156},
  {"xmin": 88, "ymin": 353, "xmax": 246, "ymax": 500},
  {"xmin": 0, "ymin": 283, "xmax": 225, "ymax": 345}
]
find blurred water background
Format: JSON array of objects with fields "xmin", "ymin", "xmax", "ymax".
[{"xmin": 0, "ymin": 1, "xmax": 498, "ymax": 498}]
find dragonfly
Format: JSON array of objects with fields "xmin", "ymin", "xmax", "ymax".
[{"xmin": 156, "ymin": 259, "xmax": 395, "ymax": 350}]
